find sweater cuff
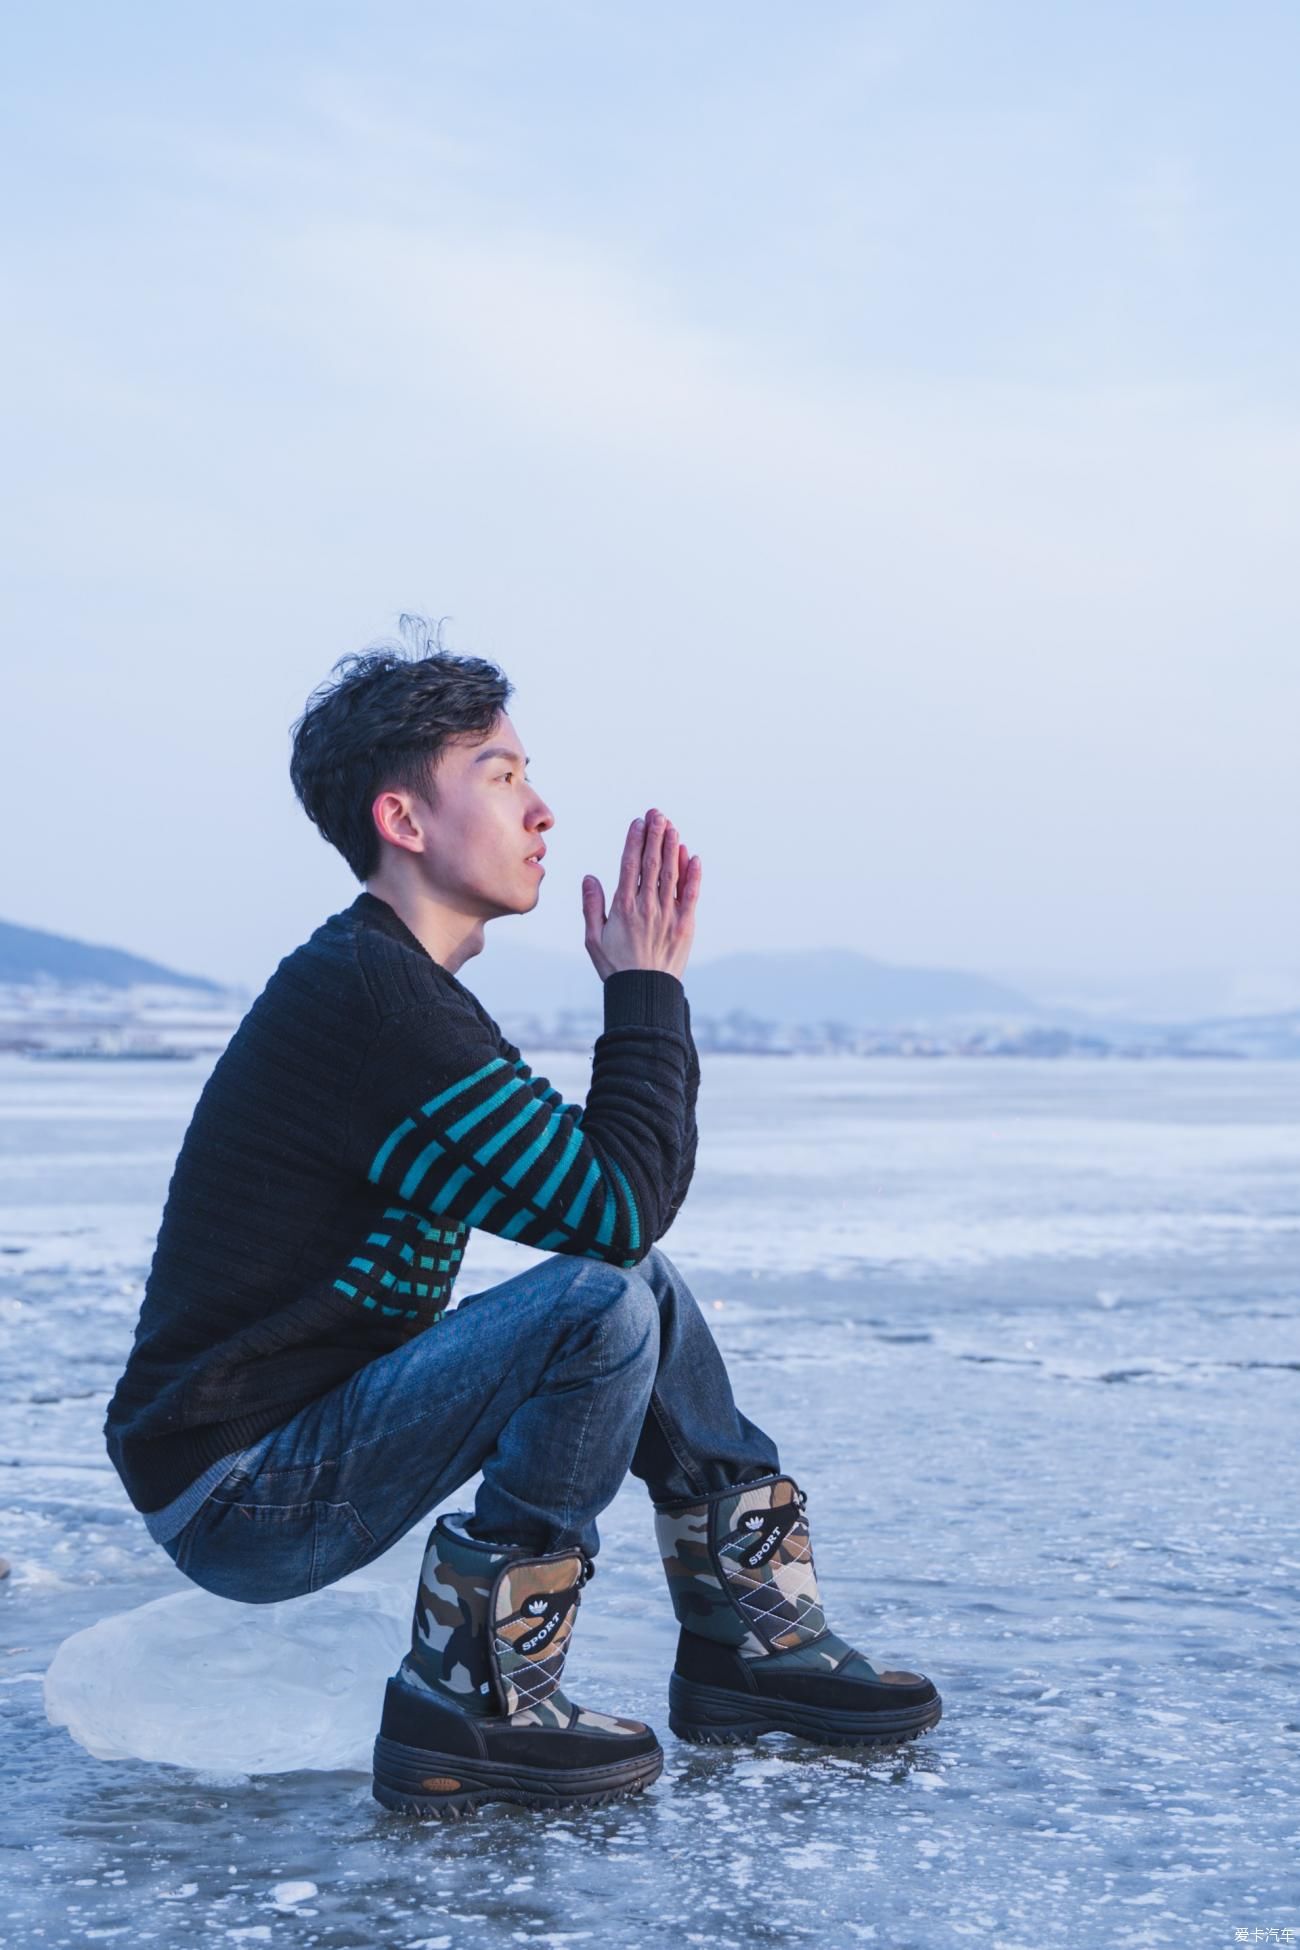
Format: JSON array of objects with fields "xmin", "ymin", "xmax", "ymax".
[{"xmin": 603, "ymin": 968, "xmax": 687, "ymax": 1036}]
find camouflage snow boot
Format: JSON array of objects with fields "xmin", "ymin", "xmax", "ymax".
[
  {"xmin": 654, "ymin": 1472, "xmax": 942, "ymax": 1747},
  {"xmin": 372, "ymin": 1511, "xmax": 663, "ymax": 1816}
]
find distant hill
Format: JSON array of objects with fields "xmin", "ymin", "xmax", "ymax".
[
  {"xmin": 1173, "ymin": 1010, "xmax": 1300, "ymax": 1059},
  {"xmin": 0, "ymin": 917, "xmax": 223, "ymax": 993},
  {"xmin": 683, "ymin": 949, "xmax": 1034, "ymax": 1027},
  {"xmin": 466, "ymin": 941, "xmax": 1034, "ymax": 1030}
]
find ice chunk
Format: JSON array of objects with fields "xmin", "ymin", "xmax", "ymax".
[
  {"xmin": 43, "ymin": 1527, "xmax": 427, "ymax": 1774},
  {"xmin": 273, "ymin": 1883, "xmax": 318, "ymax": 1908}
]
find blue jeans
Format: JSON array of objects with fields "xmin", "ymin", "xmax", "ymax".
[{"xmin": 161, "ymin": 1246, "xmax": 781, "ymax": 1605}]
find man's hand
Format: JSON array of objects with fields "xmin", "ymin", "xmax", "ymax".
[{"xmin": 582, "ymin": 808, "xmax": 702, "ymax": 982}]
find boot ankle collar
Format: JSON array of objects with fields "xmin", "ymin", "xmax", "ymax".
[{"xmin": 652, "ymin": 1470, "xmax": 800, "ymax": 1517}]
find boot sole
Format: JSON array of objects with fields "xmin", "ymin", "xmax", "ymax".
[
  {"xmin": 668, "ymin": 1672, "xmax": 943, "ymax": 1748},
  {"xmin": 372, "ymin": 1732, "xmax": 664, "ymax": 1818}
]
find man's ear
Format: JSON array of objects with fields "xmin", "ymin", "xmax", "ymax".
[{"xmin": 373, "ymin": 789, "xmax": 424, "ymax": 852}]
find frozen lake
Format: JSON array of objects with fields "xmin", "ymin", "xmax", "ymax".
[{"xmin": 2, "ymin": 1049, "xmax": 1298, "ymax": 1947}]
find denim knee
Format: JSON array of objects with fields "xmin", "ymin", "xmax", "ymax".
[{"xmin": 564, "ymin": 1258, "xmax": 661, "ymax": 1374}]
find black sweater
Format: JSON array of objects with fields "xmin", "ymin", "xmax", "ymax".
[{"xmin": 103, "ymin": 892, "xmax": 698, "ymax": 1515}]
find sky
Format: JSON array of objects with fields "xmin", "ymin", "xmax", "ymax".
[{"xmin": 3, "ymin": 1, "xmax": 1298, "ymax": 998}]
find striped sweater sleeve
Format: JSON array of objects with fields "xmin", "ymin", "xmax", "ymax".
[
  {"xmin": 342, "ymin": 968, "xmax": 692, "ymax": 1266},
  {"xmin": 490, "ymin": 1006, "xmax": 699, "ymax": 1235},
  {"xmin": 477, "ymin": 989, "xmax": 699, "ymax": 1236}
]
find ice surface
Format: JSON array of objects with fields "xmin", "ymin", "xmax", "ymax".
[
  {"xmin": 44, "ymin": 1527, "xmax": 427, "ymax": 1773},
  {"xmin": 5, "ymin": 1052, "xmax": 1300, "ymax": 1947}
]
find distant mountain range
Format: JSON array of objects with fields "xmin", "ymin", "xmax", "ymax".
[
  {"xmin": 678, "ymin": 949, "xmax": 1033, "ymax": 1028},
  {"xmin": 996, "ymin": 965, "xmax": 1300, "ymax": 1024},
  {"xmin": 0, "ymin": 917, "xmax": 223, "ymax": 994},
  {"xmin": 452, "ymin": 942, "xmax": 1036, "ymax": 1029},
  {"xmin": 0, "ymin": 913, "xmax": 1034, "ymax": 1023},
  {"xmin": 3, "ymin": 915, "xmax": 1298, "ymax": 1056},
  {"xmin": 1167, "ymin": 1011, "xmax": 1300, "ymax": 1060}
]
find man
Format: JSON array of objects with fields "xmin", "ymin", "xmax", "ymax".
[{"xmin": 103, "ymin": 619, "xmax": 941, "ymax": 1818}]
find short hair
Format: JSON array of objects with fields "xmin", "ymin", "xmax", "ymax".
[{"xmin": 289, "ymin": 614, "xmax": 514, "ymax": 882}]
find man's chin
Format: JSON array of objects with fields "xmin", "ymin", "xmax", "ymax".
[{"xmin": 490, "ymin": 886, "xmax": 541, "ymax": 917}]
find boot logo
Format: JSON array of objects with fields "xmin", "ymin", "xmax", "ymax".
[
  {"xmin": 503, "ymin": 1585, "xmax": 578, "ymax": 1657},
  {"xmin": 728, "ymin": 1505, "xmax": 799, "ymax": 1571}
]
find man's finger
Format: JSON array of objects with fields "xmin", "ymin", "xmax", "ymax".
[
  {"xmin": 581, "ymin": 875, "xmax": 606, "ymax": 932},
  {"xmin": 640, "ymin": 812, "xmax": 665, "ymax": 903},
  {"xmin": 617, "ymin": 819, "xmax": 643, "ymax": 903},
  {"xmin": 659, "ymin": 824, "xmax": 680, "ymax": 903},
  {"xmin": 671, "ymin": 842, "xmax": 689, "ymax": 904}
]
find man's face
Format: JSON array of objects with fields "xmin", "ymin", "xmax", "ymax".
[{"xmin": 397, "ymin": 712, "xmax": 555, "ymax": 918}]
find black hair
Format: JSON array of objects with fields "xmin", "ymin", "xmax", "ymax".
[{"xmin": 288, "ymin": 614, "xmax": 514, "ymax": 882}]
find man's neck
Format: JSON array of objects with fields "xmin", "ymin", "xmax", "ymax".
[{"xmin": 363, "ymin": 876, "xmax": 486, "ymax": 975}]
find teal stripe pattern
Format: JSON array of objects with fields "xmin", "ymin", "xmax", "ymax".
[
  {"xmin": 595, "ymin": 1183, "xmax": 616, "ymax": 1247},
  {"xmin": 464, "ymin": 1186, "xmax": 503, "ymax": 1227},
  {"xmin": 607, "ymin": 1157, "xmax": 641, "ymax": 1254},
  {"xmin": 368, "ymin": 1117, "xmax": 416, "ymax": 1185},
  {"xmin": 501, "ymin": 1109, "xmax": 566, "ymax": 1188},
  {"xmin": 420, "ymin": 1058, "xmax": 506, "ymax": 1118},
  {"xmin": 511, "ymin": 1055, "xmax": 584, "ymax": 1124},
  {"xmin": 533, "ymin": 1122, "xmax": 584, "ymax": 1208},
  {"xmin": 398, "ymin": 1136, "xmax": 446, "ymax": 1201},
  {"xmin": 360, "ymin": 1045, "xmax": 652, "ymax": 1270},
  {"xmin": 428, "ymin": 1163, "xmax": 474, "ymax": 1212},
  {"xmin": 331, "ymin": 1206, "xmax": 465, "ymax": 1321},
  {"xmin": 474, "ymin": 1094, "xmax": 545, "ymax": 1165},
  {"xmin": 445, "ymin": 1075, "xmax": 524, "ymax": 1142},
  {"xmin": 564, "ymin": 1159, "xmax": 602, "ymax": 1230}
]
